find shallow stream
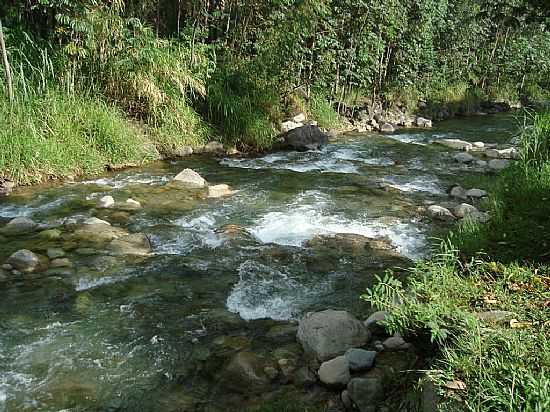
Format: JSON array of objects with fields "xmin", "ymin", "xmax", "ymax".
[{"xmin": 0, "ymin": 114, "xmax": 519, "ymax": 411}]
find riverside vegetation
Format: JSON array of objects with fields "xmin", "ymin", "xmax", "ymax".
[{"xmin": 0, "ymin": 0, "xmax": 549, "ymax": 184}]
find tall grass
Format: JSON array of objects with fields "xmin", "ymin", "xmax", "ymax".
[{"xmin": 0, "ymin": 89, "xmax": 157, "ymax": 184}]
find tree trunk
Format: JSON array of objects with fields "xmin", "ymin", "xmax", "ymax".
[{"xmin": 0, "ymin": 19, "xmax": 14, "ymax": 103}]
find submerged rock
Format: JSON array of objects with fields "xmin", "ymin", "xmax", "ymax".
[
  {"xmin": 297, "ymin": 309, "xmax": 370, "ymax": 361},
  {"xmin": 281, "ymin": 125, "xmax": 329, "ymax": 151},
  {"xmin": 7, "ymin": 249, "xmax": 42, "ymax": 273},
  {"xmin": 72, "ymin": 224, "xmax": 128, "ymax": 245},
  {"xmin": 488, "ymin": 159, "xmax": 511, "ymax": 170},
  {"xmin": 221, "ymin": 351, "xmax": 271, "ymax": 393},
  {"xmin": 207, "ymin": 184, "xmax": 235, "ymax": 198},
  {"xmin": 1, "ymin": 217, "xmax": 38, "ymax": 236},
  {"xmin": 173, "ymin": 168, "xmax": 207, "ymax": 187},
  {"xmin": 435, "ymin": 139, "xmax": 473, "ymax": 151},
  {"xmin": 107, "ymin": 233, "xmax": 152, "ymax": 256},
  {"xmin": 318, "ymin": 355, "xmax": 351, "ymax": 387}
]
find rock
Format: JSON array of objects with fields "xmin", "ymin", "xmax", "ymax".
[
  {"xmin": 364, "ymin": 311, "xmax": 389, "ymax": 334},
  {"xmin": 498, "ymin": 148, "xmax": 519, "ymax": 159},
  {"xmin": 172, "ymin": 146, "xmax": 193, "ymax": 157},
  {"xmin": 488, "ymin": 159, "xmax": 510, "ymax": 171},
  {"xmin": 125, "ymin": 198, "xmax": 141, "ymax": 208},
  {"xmin": 436, "ymin": 139, "xmax": 473, "ymax": 151},
  {"xmin": 278, "ymin": 358, "xmax": 297, "ymax": 380},
  {"xmin": 293, "ymin": 113, "xmax": 306, "ymax": 123},
  {"xmin": 427, "ymin": 205, "xmax": 455, "ymax": 222},
  {"xmin": 83, "ymin": 217, "xmax": 111, "ymax": 226},
  {"xmin": 1, "ymin": 217, "xmax": 38, "ymax": 236},
  {"xmin": 72, "ymin": 224, "xmax": 128, "ymax": 245},
  {"xmin": 449, "ymin": 185, "xmax": 467, "ymax": 200},
  {"xmin": 453, "ymin": 203, "xmax": 479, "ymax": 219},
  {"xmin": 107, "ymin": 233, "xmax": 152, "ymax": 256},
  {"xmin": 266, "ymin": 324, "xmax": 298, "ymax": 341},
  {"xmin": 297, "ymin": 310, "xmax": 371, "ymax": 361},
  {"xmin": 203, "ymin": 141, "xmax": 225, "ymax": 154},
  {"xmin": 465, "ymin": 188, "xmax": 487, "ymax": 198},
  {"xmin": 173, "ymin": 169, "xmax": 207, "ymax": 187},
  {"xmin": 347, "ymin": 377, "xmax": 385, "ymax": 412},
  {"xmin": 318, "ymin": 356, "xmax": 351, "ymax": 387},
  {"xmin": 473, "ymin": 142, "xmax": 485, "ymax": 148},
  {"xmin": 47, "ymin": 248, "xmax": 66, "ymax": 259},
  {"xmin": 416, "ymin": 117, "xmax": 432, "ymax": 128},
  {"xmin": 221, "ymin": 352, "xmax": 270, "ymax": 393},
  {"xmin": 6, "ymin": 249, "xmax": 41, "ymax": 273},
  {"xmin": 50, "ymin": 258, "xmax": 72, "ymax": 268},
  {"xmin": 281, "ymin": 125, "xmax": 329, "ymax": 151},
  {"xmin": 207, "ymin": 184, "xmax": 235, "ymax": 198},
  {"xmin": 109, "ymin": 211, "xmax": 131, "ymax": 224},
  {"xmin": 475, "ymin": 160, "xmax": 488, "ymax": 167},
  {"xmin": 0, "ymin": 180, "xmax": 15, "ymax": 197},
  {"xmin": 281, "ymin": 120, "xmax": 303, "ymax": 133},
  {"xmin": 484, "ymin": 148, "xmax": 500, "ymax": 158},
  {"xmin": 382, "ymin": 335, "xmax": 410, "ymax": 351},
  {"xmin": 345, "ymin": 349, "xmax": 377, "ymax": 372},
  {"xmin": 453, "ymin": 152, "xmax": 474, "ymax": 163},
  {"xmin": 380, "ymin": 123, "xmax": 395, "ymax": 133},
  {"xmin": 294, "ymin": 366, "xmax": 317, "ymax": 386},
  {"xmin": 97, "ymin": 195, "xmax": 115, "ymax": 209},
  {"xmin": 2, "ymin": 264, "xmax": 12, "ymax": 270}
]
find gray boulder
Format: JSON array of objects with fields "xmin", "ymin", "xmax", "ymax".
[
  {"xmin": 465, "ymin": 188, "xmax": 487, "ymax": 198},
  {"xmin": 281, "ymin": 125, "xmax": 329, "ymax": 151},
  {"xmin": 173, "ymin": 169, "xmax": 207, "ymax": 187},
  {"xmin": 453, "ymin": 152, "xmax": 474, "ymax": 163},
  {"xmin": 382, "ymin": 335, "xmax": 410, "ymax": 351},
  {"xmin": 449, "ymin": 185, "xmax": 467, "ymax": 200},
  {"xmin": 364, "ymin": 311, "xmax": 389, "ymax": 335},
  {"xmin": 297, "ymin": 310, "xmax": 370, "ymax": 361},
  {"xmin": 345, "ymin": 349, "xmax": 377, "ymax": 372},
  {"xmin": 7, "ymin": 249, "xmax": 41, "ymax": 273},
  {"xmin": 427, "ymin": 205, "xmax": 455, "ymax": 222},
  {"xmin": 318, "ymin": 355, "xmax": 351, "ymax": 387},
  {"xmin": 347, "ymin": 377, "xmax": 385, "ymax": 412},
  {"xmin": 1, "ymin": 217, "xmax": 38, "ymax": 236},
  {"xmin": 453, "ymin": 203, "xmax": 479, "ymax": 219}
]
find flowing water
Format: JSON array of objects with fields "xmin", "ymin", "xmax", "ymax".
[{"xmin": 0, "ymin": 115, "xmax": 519, "ymax": 411}]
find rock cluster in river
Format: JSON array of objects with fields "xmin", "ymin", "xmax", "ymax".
[
  {"xmin": 171, "ymin": 168, "xmax": 236, "ymax": 198},
  {"xmin": 426, "ymin": 184, "xmax": 489, "ymax": 223}
]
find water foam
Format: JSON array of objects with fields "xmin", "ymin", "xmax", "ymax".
[{"xmin": 248, "ymin": 191, "xmax": 426, "ymax": 259}]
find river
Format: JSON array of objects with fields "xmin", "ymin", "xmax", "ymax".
[{"xmin": 0, "ymin": 114, "xmax": 519, "ymax": 411}]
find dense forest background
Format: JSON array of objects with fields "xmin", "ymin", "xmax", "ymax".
[{"xmin": 0, "ymin": 1, "xmax": 549, "ymax": 183}]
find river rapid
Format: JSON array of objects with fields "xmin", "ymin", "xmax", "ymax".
[{"xmin": 0, "ymin": 114, "xmax": 519, "ymax": 411}]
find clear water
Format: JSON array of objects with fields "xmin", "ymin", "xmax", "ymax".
[{"xmin": 0, "ymin": 114, "xmax": 519, "ymax": 411}]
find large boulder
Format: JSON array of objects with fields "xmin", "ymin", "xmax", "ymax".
[
  {"xmin": 318, "ymin": 355, "xmax": 351, "ymax": 387},
  {"xmin": 281, "ymin": 125, "xmax": 328, "ymax": 151},
  {"xmin": 297, "ymin": 310, "xmax": 371, "ymax": 361},
  {"xmin": 1, "ymin": 217, "xmax": 38, "ymax": 236},
  {"xmin": 220, "ymin": 351, "xmax": 271, "ymax": 393},
  {"xmin": 345, "ymin": 348, "xmax": 377, "ymax": 372},
  {"xmin": 7, "ymin": 249, "xmax": 42, "ymax": 273},
  {"xmin": 173, "ymin": 169, "xmax": 207, "ymax": 188}
]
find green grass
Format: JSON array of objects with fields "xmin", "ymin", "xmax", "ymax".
[
  {"xmin": 0, "ymin": 90, "xmax": 157, "ymax": 185},
  {"xmin": 363, "ymin": 112, "xmax": 550, "ymax": 411},
  {"xmin": 307, "ymin": 94, "xmax": 342, "ymax": 129}
]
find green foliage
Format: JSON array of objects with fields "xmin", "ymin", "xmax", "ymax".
[
  {"xmin": 0, "ymin": 89, "xmax": 156, "ymax": 184},
  {"xmin": 307, "ymin": 94, "xmax": 341, "ymax": 129},
  {"xmin": 363, "ymin": 113, "xmax": 550, "ymax": 410}
]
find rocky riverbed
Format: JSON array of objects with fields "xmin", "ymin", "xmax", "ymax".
[{"xmin": 0, "ymin": 114, "xmax": 520, "ymax": 411}]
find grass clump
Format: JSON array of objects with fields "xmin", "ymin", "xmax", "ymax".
[
  {"xmin": 0, "ymin": 90, "xmax": 156, "ymax": 185},
  {"xmin": 363, "ymin": 112, "xmax": 550, "ymax": 411},
  {"xmin": 307, "ymin": 94, "xmax": 342, "ymax": 129}
]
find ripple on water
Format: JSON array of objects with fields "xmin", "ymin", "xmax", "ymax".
[{"xmin": 79, "ymin": 173, "xmax": 170, "ymax": 189}]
